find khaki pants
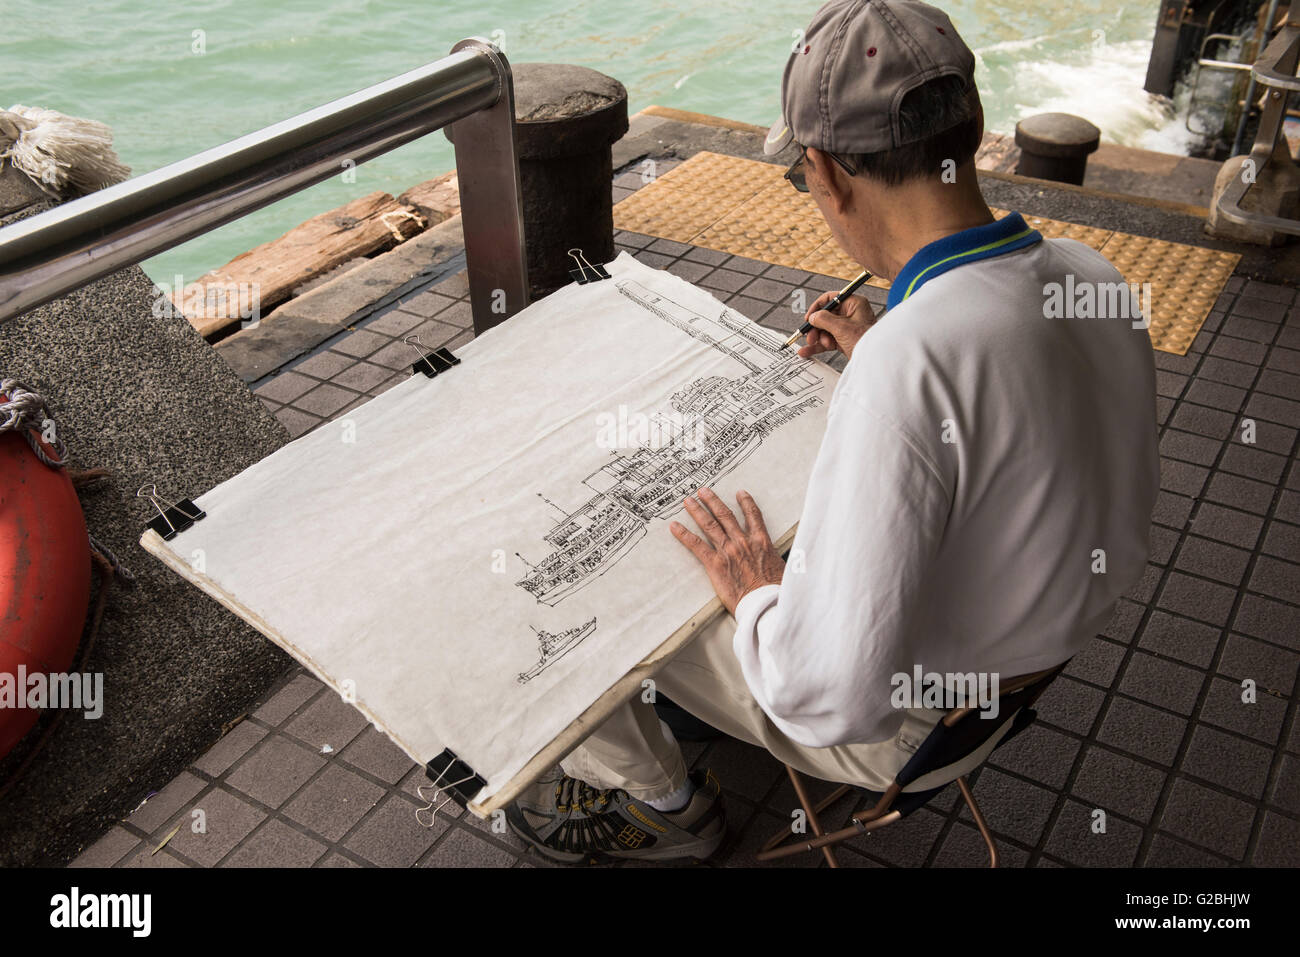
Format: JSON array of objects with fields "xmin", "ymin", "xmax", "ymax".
[{"xmin": 560, "ymin": 613, "xmax": 950, "ymax": 801}]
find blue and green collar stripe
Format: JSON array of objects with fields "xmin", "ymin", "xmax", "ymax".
[{"xmin": 886, "ymin": 211, "xmax": 1043, "ymax": 310}]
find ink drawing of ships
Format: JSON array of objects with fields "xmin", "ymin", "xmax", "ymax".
[{"xmin": 518, "ymin": 616, "xmax": 597, "ymax": 684}]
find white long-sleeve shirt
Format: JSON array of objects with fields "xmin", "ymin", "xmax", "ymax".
[{"xmin": 732, "ymin": 213, "xmax": 1160, "ymax": 748}]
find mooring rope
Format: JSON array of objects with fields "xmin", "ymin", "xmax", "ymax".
[{"xmin": 0, "ymin": 376, "xmax": 134, "ymax": 581}]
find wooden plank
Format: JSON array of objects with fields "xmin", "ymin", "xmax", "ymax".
[
  {"xmin": 397, "ymin": 170, "xmax": 461, "ymax": 226},
  {"xmin": 174, "ymin": 191, "xmax": 427, "ymax": 339}
]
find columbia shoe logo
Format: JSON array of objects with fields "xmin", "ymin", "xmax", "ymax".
[{"xmin": 616, "ymin": 823, "xmax": 648, "ymax": 848}]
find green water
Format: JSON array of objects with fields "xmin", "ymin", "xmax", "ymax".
[{"xmin": 2, "ymin": 1, "xmax": 1188, "ymax": 285}]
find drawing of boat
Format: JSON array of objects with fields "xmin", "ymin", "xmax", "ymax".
[{"xmin": 517, "ymin": 616, "xmax": 598, "ymax": 684}]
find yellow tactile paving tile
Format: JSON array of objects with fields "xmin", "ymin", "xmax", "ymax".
[
  {"xmin": 1022, "ymin": 213, "xmax": 1113, "ymax": 250},
  {"xmin": 615, "ymin": 151, "xmax": 1236, "ymax": 354},
  {"xmin": 693, "ymin": 182, "xmax": 829, "ymax": 269},
  {"xmin": 1099, "ymin": 231, "xmax": 1240, "ymax": 356},
  {"xmin": 653, "ymin": 151, "xmax": 777, "ymax": 203}
]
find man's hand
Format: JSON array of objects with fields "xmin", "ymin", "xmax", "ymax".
[
  {"xmin": 669, "ymin": 486, "xmax": 785, "ymax": 615},
  {"xmin": 796, "ymin": 291, "xmax": 876, "ymax": 361}
]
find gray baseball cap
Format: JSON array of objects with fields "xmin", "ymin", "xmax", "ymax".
[{"xmin": 764, "ymin": 0, "xmax": 977, "ymax": 157}]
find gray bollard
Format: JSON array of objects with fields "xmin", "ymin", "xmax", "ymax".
[
  {"xmin": 1014, "ymin": 113, "xmax": 1101, "ymax": 186},
  {"xmin": 510, "ymin": 63, "xmax": 629, "ymax": 301}
]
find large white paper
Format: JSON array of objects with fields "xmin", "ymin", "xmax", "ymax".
[{"xmin": 143, "ymin": 253, "xmax": 838, "ymax": 805}]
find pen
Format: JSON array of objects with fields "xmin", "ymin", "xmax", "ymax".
[{"xmin": 782, "ymin": 269, "xmax": 873, "ymax": 349}]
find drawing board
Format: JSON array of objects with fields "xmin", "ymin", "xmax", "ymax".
[{"xmin": 141, "ymin": 252, "xmax": 839, "ymax": 815}]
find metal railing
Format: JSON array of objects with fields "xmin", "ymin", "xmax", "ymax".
[
  {"xmin": 1215, "ymin": 21, "xmax": 1300, "ymax": 237},
  {"xmin": 0, "ymin": 37, "xmax": 528, "ymax": 334}
]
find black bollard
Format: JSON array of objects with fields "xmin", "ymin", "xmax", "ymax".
[
  {"xmin": 510, "ymin": 63, "xmax": 629, "ymax": 301},
  {"xmin": 1014, "ymin": 113, "xmax": 1101, "ymax": 187}
]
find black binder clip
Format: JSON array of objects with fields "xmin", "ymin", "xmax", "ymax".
[
  {"xmin": 568, "ymin": 248, "xmax": 611, "ymax": 284},
  {"xmin": 416, "ymin": 748, "xmax": 486, "ymax": 827},
  {"xmin": 138, "ymin": 483, "xmax": 206, "ymax": 541},
  {"xmin": 405, "ymin": 334, "xmax": 461, "ymax": 378}
]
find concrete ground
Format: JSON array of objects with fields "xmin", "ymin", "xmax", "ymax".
[{"xmin": 65, "ymin": 113, "xmax": 1300, "ymax": 868}]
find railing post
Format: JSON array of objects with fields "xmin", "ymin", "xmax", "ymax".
[{"xmin": 447, "ymin": 39, "xmax": 529, "ymax": 335}]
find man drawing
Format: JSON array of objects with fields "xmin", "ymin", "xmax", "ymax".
[{"xmin": 508, "ymin": 0, "xmax": 1159, "ymax": 863}]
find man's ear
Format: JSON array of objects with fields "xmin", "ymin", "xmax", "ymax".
[{"xmin": 805, "ymin": 147, "xmax": 852, "ymax": 214}]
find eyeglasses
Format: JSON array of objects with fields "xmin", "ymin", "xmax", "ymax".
[{"xmin": 783, "ymin": 145, "xmax": 860, "ymax": 193}]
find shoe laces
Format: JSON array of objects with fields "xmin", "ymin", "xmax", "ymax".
[{"xmin": 554, "ymin": 775, "xmax": 616, "ymax": 814}]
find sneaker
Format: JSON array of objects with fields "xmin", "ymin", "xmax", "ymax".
[{"xmin": 506, "ymin": 768, "xmax": 726, "ymax": 864}]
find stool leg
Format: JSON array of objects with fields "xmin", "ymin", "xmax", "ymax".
[
  {"xmin": 956, "ymin": 776, "xmax": 998, "ymax": 868},
  {"xmin": 787, "ymin": 766, "xmax": 839, "ymax": 868}
]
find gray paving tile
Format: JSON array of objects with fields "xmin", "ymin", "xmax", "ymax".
[
  {"xmin": 225, "ymin": 734, "xmax": 327, "ymax": 808},
  {"xmin": 1203, "ymin": 472, "xmax": 1275, "ymax": 515},
  {"xmin": 1184, "ymin": 379, "xmax": 1246, "ymax": 411},
  {"xmin": 1159, "ymin": 428, "xmax": 1222, "ymax": 466},
  {"xmin": 682, "ymin": 246, "xmax": 730, "ymax": 266},
  {"xmin": 1197, "ymin": 356, "xmax": 1257, "ymax": 389},
  {"xmin": 344, "ymin": 796, "xmax": 447, "ymax": 867},
  {"xmin": 1198, "ymin": 676, "xmax": 1288, "ymax": 743},
  {"xmin": 253, "ymin": 672, "xmax": 322, "ymax": 726},
  {"xmin": 1173, "ymin": 536, "xmax": 1250, "ymax": 587},
  {"xmin": 69, "ymin": 827, "xmax": 139, "ymax": 868},
  {"xmin": 665, "ymin": 259, "xmax": 712, "ymax": 284},
  {"xmin": 1036, "ymin": 676, "xmax": 1105, "ymax": 736},
  {"xmin": 274, "ymin": 406, "xmax": 321, "ymax": 439},
  {"xmin": 1152, "ymin": 490, "xmax": 1194, "ymax": 528},
  {"xmin": 697, "ymin": 267, "xmax": 752, "ymax": 295},
  {"xmin": 1181, "ymin": 724, "xmax": 1273, "ymax": 798},
  {"xmin": 1103, "ymin": 600, "xmax": 1145, "ymax": 644},
  {"xmin": 1065, "ymin": 636, "xmax": 1127, "ymax": 686},
  {"xmin": 1169, "ymin": 404, "xmax": 1235, "ymax": 441},
  {"xmin": 1070, "ymin": 746, "xmax": 1166, "ymax": 822},
  {"xmin": 1248, "ymin": 555, "xmax": 1300, "ymax": 604},
  {"xmin": 1256, "ymin": 368, "xmax": 1300, "ymax": 400},
  {"xmin": 293, "ymin": 350, "xmax": 358, "ymax": 382},
  {"xmin": 1224, "ymin": 443, "xmax": 1292, "ymax": 483},
  {"xmin": 220, "ymin": 817, "xmax": 327, "ymax": 867},
  {"xmin": 119, "ymin": 842, "xmax": 191, "ymax": 868},
  {"xmin": 1145, "ymin": 833, "xmax": 1231, "ymax": 867},
  {"xmin": 1148, "ymin": 525, "xmax": 1179, "ymax": 565},
  {"xmin": 283, "ymin": 691, "xmax": 370, "ymax": 752},
  {"xmin": 1137, "ymin": 611, "xmax": 1220, "ymax": 669},
  {"xmin": 1231, "ymin": 593, "xmax": 1300, "ymax": 650},
  {"xmin": 647, "ymin": 237, "xmax": 691, "ymax": 257},
  {"xmin": 1096, "ymin": 696, "xmax": 1186, "ymax": 765},
  {"xmin": 957, "ymin": 767, "xmax": 1057, "ymax": 844},
  {"xmin": 988, "ymin": 723, "xmax": 1080, "ymax": 790},
  {"xmin": 331, "ymin": 360, "xmax": 392, "ymax": 394},
  {"xmin": 395, "ymin": 290, "xmax": 458, "ymax": 320},
  {"xmin": 1156, "ymin": 571, "xmax": 1238, "ymax": 627},
  {"xmin": 1268, "ymin": 754, "xmax": 1300, "ymax": 815},
  {"xmin": 419, "ymin": 824, "xmax": 519, "ymax": 868},
  {"xmin": 1252, "ymin": 811, "xmax": 1300, "ymax": 866},
  {"xmin": 1117, "ymin": 652, "xmax": 1205, "ymax": 715},
  {"xmin": 164, "ymin": 786, "xmax": 266, "ymax": 867},
  {"xmin": 722, "ymin": 255, "xmax": 767, "ymax": 275},
  {"xmin": 932, "ymin": 821, "xmax": 1028, "ymax": 868},
  {"xmin": 128, "ymin": 771, "xmax": 207, "ymax": 834},
  {"xmin": 1043, "ymin": 799, "xmax": 1142, "ymax": 867},
  {"xmin": 339, "ymin": 725, "xmax": 418, "ymax": 785},
  {"xmin": 1230, "ymin": 296, "xmax": 1290, "ymax": 322},
  {"xmin": 283, "ymin": 763, "xmax": 385, "ymax": 841},
  {"xmin": 1189, "ymin": 503, "xmax": 1263, "ymax": 550},
  {"xmin": 293, "ymin": 382, "xmax": 358, "ymax": 419},
  {"xmin": 1217, "ymin": 633, "xmax": 1299, "ymax": 694},
  {"xmin": 1160, "ymin": 459, "xmax": 1208, "ymax": 497},
  {"xmin": 1159, "ymin": 777, "xmax": 1253, "ymax": 859},
  {"xmin": 330, "ymin": 328, "xmax": 391, "ymax": 359},
  {"xmin": 254, "ymin": 370, "xmax": 317, "ymax": 403}
]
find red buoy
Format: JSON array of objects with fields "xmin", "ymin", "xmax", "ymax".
[{"xmin": 0, "ymin": 429, "xmax": 91, "ymax": 759}]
